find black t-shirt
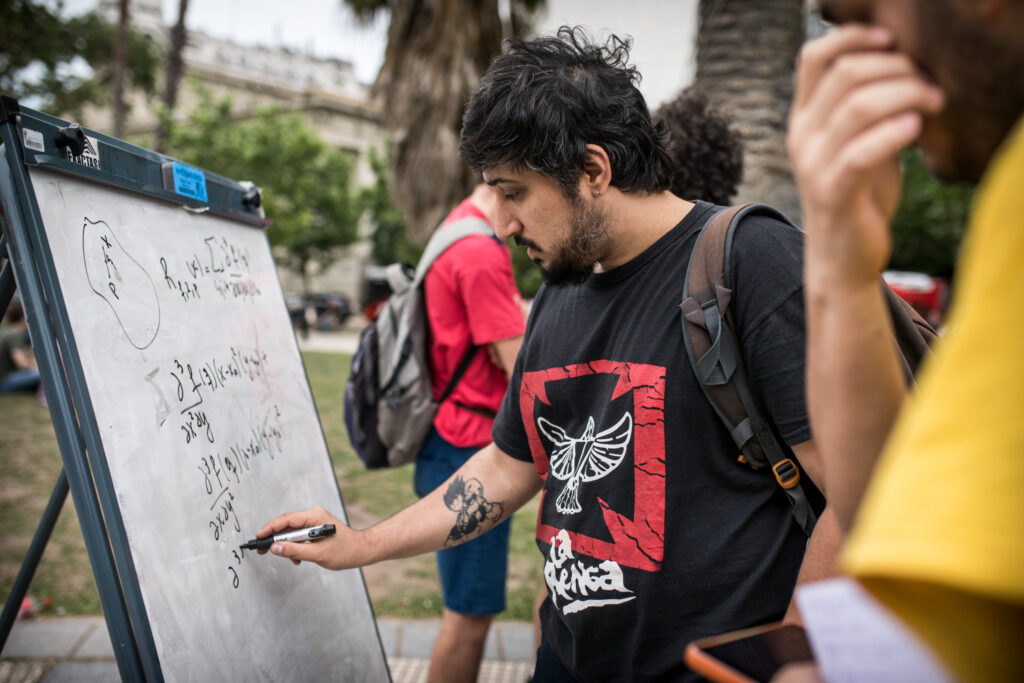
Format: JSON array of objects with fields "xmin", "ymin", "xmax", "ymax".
[{"xmin": 493, "ymin": 202, "xmax": 815, "ymax": 682}]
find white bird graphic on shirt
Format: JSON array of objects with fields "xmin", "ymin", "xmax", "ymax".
[{"xmin": 537, "ymin": 412, "xmax": 633, "ymax": 514}]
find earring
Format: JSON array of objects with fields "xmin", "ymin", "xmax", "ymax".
[{"xmin": 593, "ymin": 189, "xmax": 600, "ymax": 197}]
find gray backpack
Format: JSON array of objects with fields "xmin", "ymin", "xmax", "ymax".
[{"xmin": 344, "ymin": 217, "xmax": 495, "ymax": 468}]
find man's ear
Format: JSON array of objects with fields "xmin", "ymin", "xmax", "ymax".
[{"xmin": 581, "ymin": 144, "xmax": 612, "ymax": 197}]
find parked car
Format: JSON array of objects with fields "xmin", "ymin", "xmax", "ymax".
[
  {"xmin": 883, "ymin": 270, "xmax": 949, "ymax": 326},
  {"xmin": 360, "ymin": 265, "xmax": 395, "ymax": 322},
  {"xmin": 311, "ymin": 292, "xmax": 352, "ymax": 330},
  {"xmin": 284, "ymin": 292, "xmax": 352, "ymax": 332},
  {"xmin": 285, "ymin": 294, "xmax": 307, "ymax": 331}
]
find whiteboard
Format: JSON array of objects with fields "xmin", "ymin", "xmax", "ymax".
[{"xmin": 29, "ymin": 168, "xmax": 389, "ymax": 682}]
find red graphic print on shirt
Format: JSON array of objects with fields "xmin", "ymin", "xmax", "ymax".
[{"xmin": 519, "ymin": 361, "xmax": 666, "ymax": 571}]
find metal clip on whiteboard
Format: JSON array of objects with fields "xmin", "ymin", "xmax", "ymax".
[
  {"xmin": 239, "ymin": 180, "xmax": 265, "ymax": 219},
  {"xmin": 54, "ymin": 124, "xmax": 86, "ymax": 157}
]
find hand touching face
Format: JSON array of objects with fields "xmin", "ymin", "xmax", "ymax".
[{"xmin": 788, "ymin": 23, "xmax": 944, "ymax": 283}]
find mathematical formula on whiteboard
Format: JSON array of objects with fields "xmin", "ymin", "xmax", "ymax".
[{"xmin": 31, "ymin": 168, "xmax": 387, "ymax": 682}]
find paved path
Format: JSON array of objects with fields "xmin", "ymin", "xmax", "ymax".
[
  {"xmin": 295, "ymin": 327, "xmax": 361, "ymax": 355},
  {"xmin": 1, "ymin": 615, "xmax": 535, "ymax": 682}
]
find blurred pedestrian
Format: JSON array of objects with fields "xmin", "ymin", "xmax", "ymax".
[
  {"xmin": 414, "ymin": 182, "xmax": 525, "ymax": 683},
  {"xmin": 788, "ymin": 0, "xmax": 1024, "ymax": 679},
  {"xmin": 654, "ymin": 85, "xmax": 744, "ymax": 205},
  {"xmin": 0, "ymin": 300, "xmax": 40, "ymax": 394}
]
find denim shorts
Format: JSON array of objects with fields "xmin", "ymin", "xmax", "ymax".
[{"xmin": 415, "ymin": 427, "xmax": 511, "ymax": 616}]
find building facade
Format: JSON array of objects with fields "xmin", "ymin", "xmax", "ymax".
[{"xmin": 84, "ymin": 0, "xmax": 387, "ymax": 311}]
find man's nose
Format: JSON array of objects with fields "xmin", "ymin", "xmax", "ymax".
[{"xmin": 494, "ymin": 206, "xmax": 521, "ymax": 240}]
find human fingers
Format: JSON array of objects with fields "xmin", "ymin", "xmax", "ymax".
[
  {"xmin": 789, "ymin": 54, "xmax": 924, "ymax": 204},
  {"xmin": 269, "ymin": 523, "xmax": 359, "ymax": 570},
  {"xmin": 794, "ymin": 24, "xmax": 894, "ymax": 110},
  {"xmin": 798, "ymin": 113, "xmax": 915, "ymax": 280},
  {"xmin": 797, "ymin": 75, "xmax": 940, "ymax": 193},
  {"xmin": 821, "ymin": 77, "xmax": 941, "ymax": 167},
  {"xmin": 772, "ymin": 662, "xmax": 823, "ymax": 683},
  {"xmin": 799, "ymin": 50, "xmax": 936, "ymax": 137},
  {"xmin": 254, "ymin": 506, "xmax": 337, "ymax": 553},
  {"xmin": 269, "ymin": 534, "xmax": 330, "ymax": 566},
  {"xmin": 831, "ymin": 111, "xmax": 922, "ymax": 191},
  {"xmin": 789, "ymin": 53, "xmax": 941, "ymax": 208}
]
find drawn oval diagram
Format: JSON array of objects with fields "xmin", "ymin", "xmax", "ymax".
[{"xmin": 81, "ymin": 217, "xmax": 161, "ymax": 349}]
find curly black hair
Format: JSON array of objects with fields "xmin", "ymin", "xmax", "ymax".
[
  {"xmin": 459, "ymin": 26, "xmax": 673, "ymax": 197},
  {"xmin": 653, "ymin": 86, "xmax": 744, "ymax": 206}
]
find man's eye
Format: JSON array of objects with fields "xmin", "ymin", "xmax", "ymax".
[{"xmin": 504, "ymin": 192, "xmax": 518, "ymax": 201}]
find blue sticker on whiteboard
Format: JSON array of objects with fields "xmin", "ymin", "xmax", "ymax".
[{"xmin": 171, "ymin": 161, "xmax": 209, "ymax": 202}]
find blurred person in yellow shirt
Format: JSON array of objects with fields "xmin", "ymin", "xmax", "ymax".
[{"xmin": 788, "ymin": 0, "xmax": 1024, "ymax": 680}]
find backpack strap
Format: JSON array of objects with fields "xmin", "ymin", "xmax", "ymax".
[
  {"xmin": 413, "ymin": 216, "xmax": 496, "ymax": 286},
  {"xmin": 882, "ymin": 284, "xmax": 939, "ymax": 383},
  {"xmin": 680, "ymin": 204, "xmax": 819, "ymax": 537},
  {"xmin": 438, "ymin": 344, "xmax": 479, "ymax": 404},
  {"xmin": 415, "ymin": 215, "xmax": 496, "ymax": 404}
]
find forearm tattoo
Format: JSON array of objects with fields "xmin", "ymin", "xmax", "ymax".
[{"xmin": 442, "ymin": 475, "xmax": 505, "ymax": 546}]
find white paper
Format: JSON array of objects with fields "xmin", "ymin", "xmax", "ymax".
[{"xmin": 796, "ymin": 577, "xmax": 956, "ymax": 683}]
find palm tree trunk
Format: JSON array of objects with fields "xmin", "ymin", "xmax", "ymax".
[
  {"xmin": 111, "ymin": 0, "xmax": 131, "ymax": 137},
  {"xmin": 696, "ymin": 0, "xmax": 805, "ymax": 223},
  {"xmin": 374, "ymin": 0, "xmax": 503, "ymax": 244},
  {"xmin": 155, "ymin": 0, "xmax": 190, "ymax": 152}
]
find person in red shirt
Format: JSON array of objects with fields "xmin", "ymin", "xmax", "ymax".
[{"xmin": 414, "ymin": 182, "xmax": 525, "ymax": 683}]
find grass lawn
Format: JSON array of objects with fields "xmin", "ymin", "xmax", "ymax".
[{"xmin": 0, "ymin": 350, "xmax": 543, "ymax": 621}]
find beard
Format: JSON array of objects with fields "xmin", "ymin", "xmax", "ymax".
[
  {"xmin": 916, "ymin": 0, "xmax": 1024, "ymax": 182},
  {"xmin": 534, "ymin": 198, "xmax": 615, "ymax": 287}
]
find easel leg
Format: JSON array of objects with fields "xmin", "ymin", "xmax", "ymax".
[{"xmin": 0, "ymin": 469, "xmax": 69, "ymax": 649}]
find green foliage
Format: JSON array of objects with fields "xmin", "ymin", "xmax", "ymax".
[
  {"xmin": 359, "ymin": 144, "xmax": 544, "ymax": 298},
  {"xmin": 162, "ymin": 86, "xmax": 361, "ymax": 286},
  {"xmin": 358, "ymin": 145, "xmax": 419, "ymax": 265},
  {"xmin": 0, "ymin": 0, "xmax": 160, "ymax": 119},
  {"xmin": 890, "ymin": 148, "xmax": 975, "ymax": 276},
  {"xmin": 510, "ymin": 242, "xmax": 543, "ymax": 299}
]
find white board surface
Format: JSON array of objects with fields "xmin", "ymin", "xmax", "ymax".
[{"xmin": 29, "ymin": 168, "xmax": 389, "ymax": 682}]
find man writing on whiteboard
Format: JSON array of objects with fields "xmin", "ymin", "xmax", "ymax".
[{"xmin": 257, "ymin": 27, "xmax": 838, "ymax": 682}]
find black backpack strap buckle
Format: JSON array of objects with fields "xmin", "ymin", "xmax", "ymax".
[{"xmin": 772, "ymin": 458, "xmax": 800, "ymax": 489}]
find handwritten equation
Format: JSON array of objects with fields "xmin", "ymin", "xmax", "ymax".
[
  {"xmin": 30, "ymin": 174, "xmax": 379, "ymax": 668},
  {"xmin": 168, "ymin": 343, "xmax": 270, "ymax": 445},
  {"xmin": 142, "ymin": 334, "xmax": 281, "ymax": 590},
  {"xmin": 196, "ymin": 404, "xmax": 286, "ymax": 589},
  {"xmin": 160, "ymin": 235, "xmax": 261, "ymax": 305},
  {"xmin": 81, "ymin": 217, "xmax": 161, "ymax": 349}
]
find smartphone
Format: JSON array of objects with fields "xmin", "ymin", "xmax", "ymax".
[{"xmin": 684, "ymin": 621, "xmax": 813, "ymax": 683}]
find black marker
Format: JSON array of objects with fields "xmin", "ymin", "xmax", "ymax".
[{"xmin": 240, "ymin": 524, "xmax": 336, "ymax": 551}]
